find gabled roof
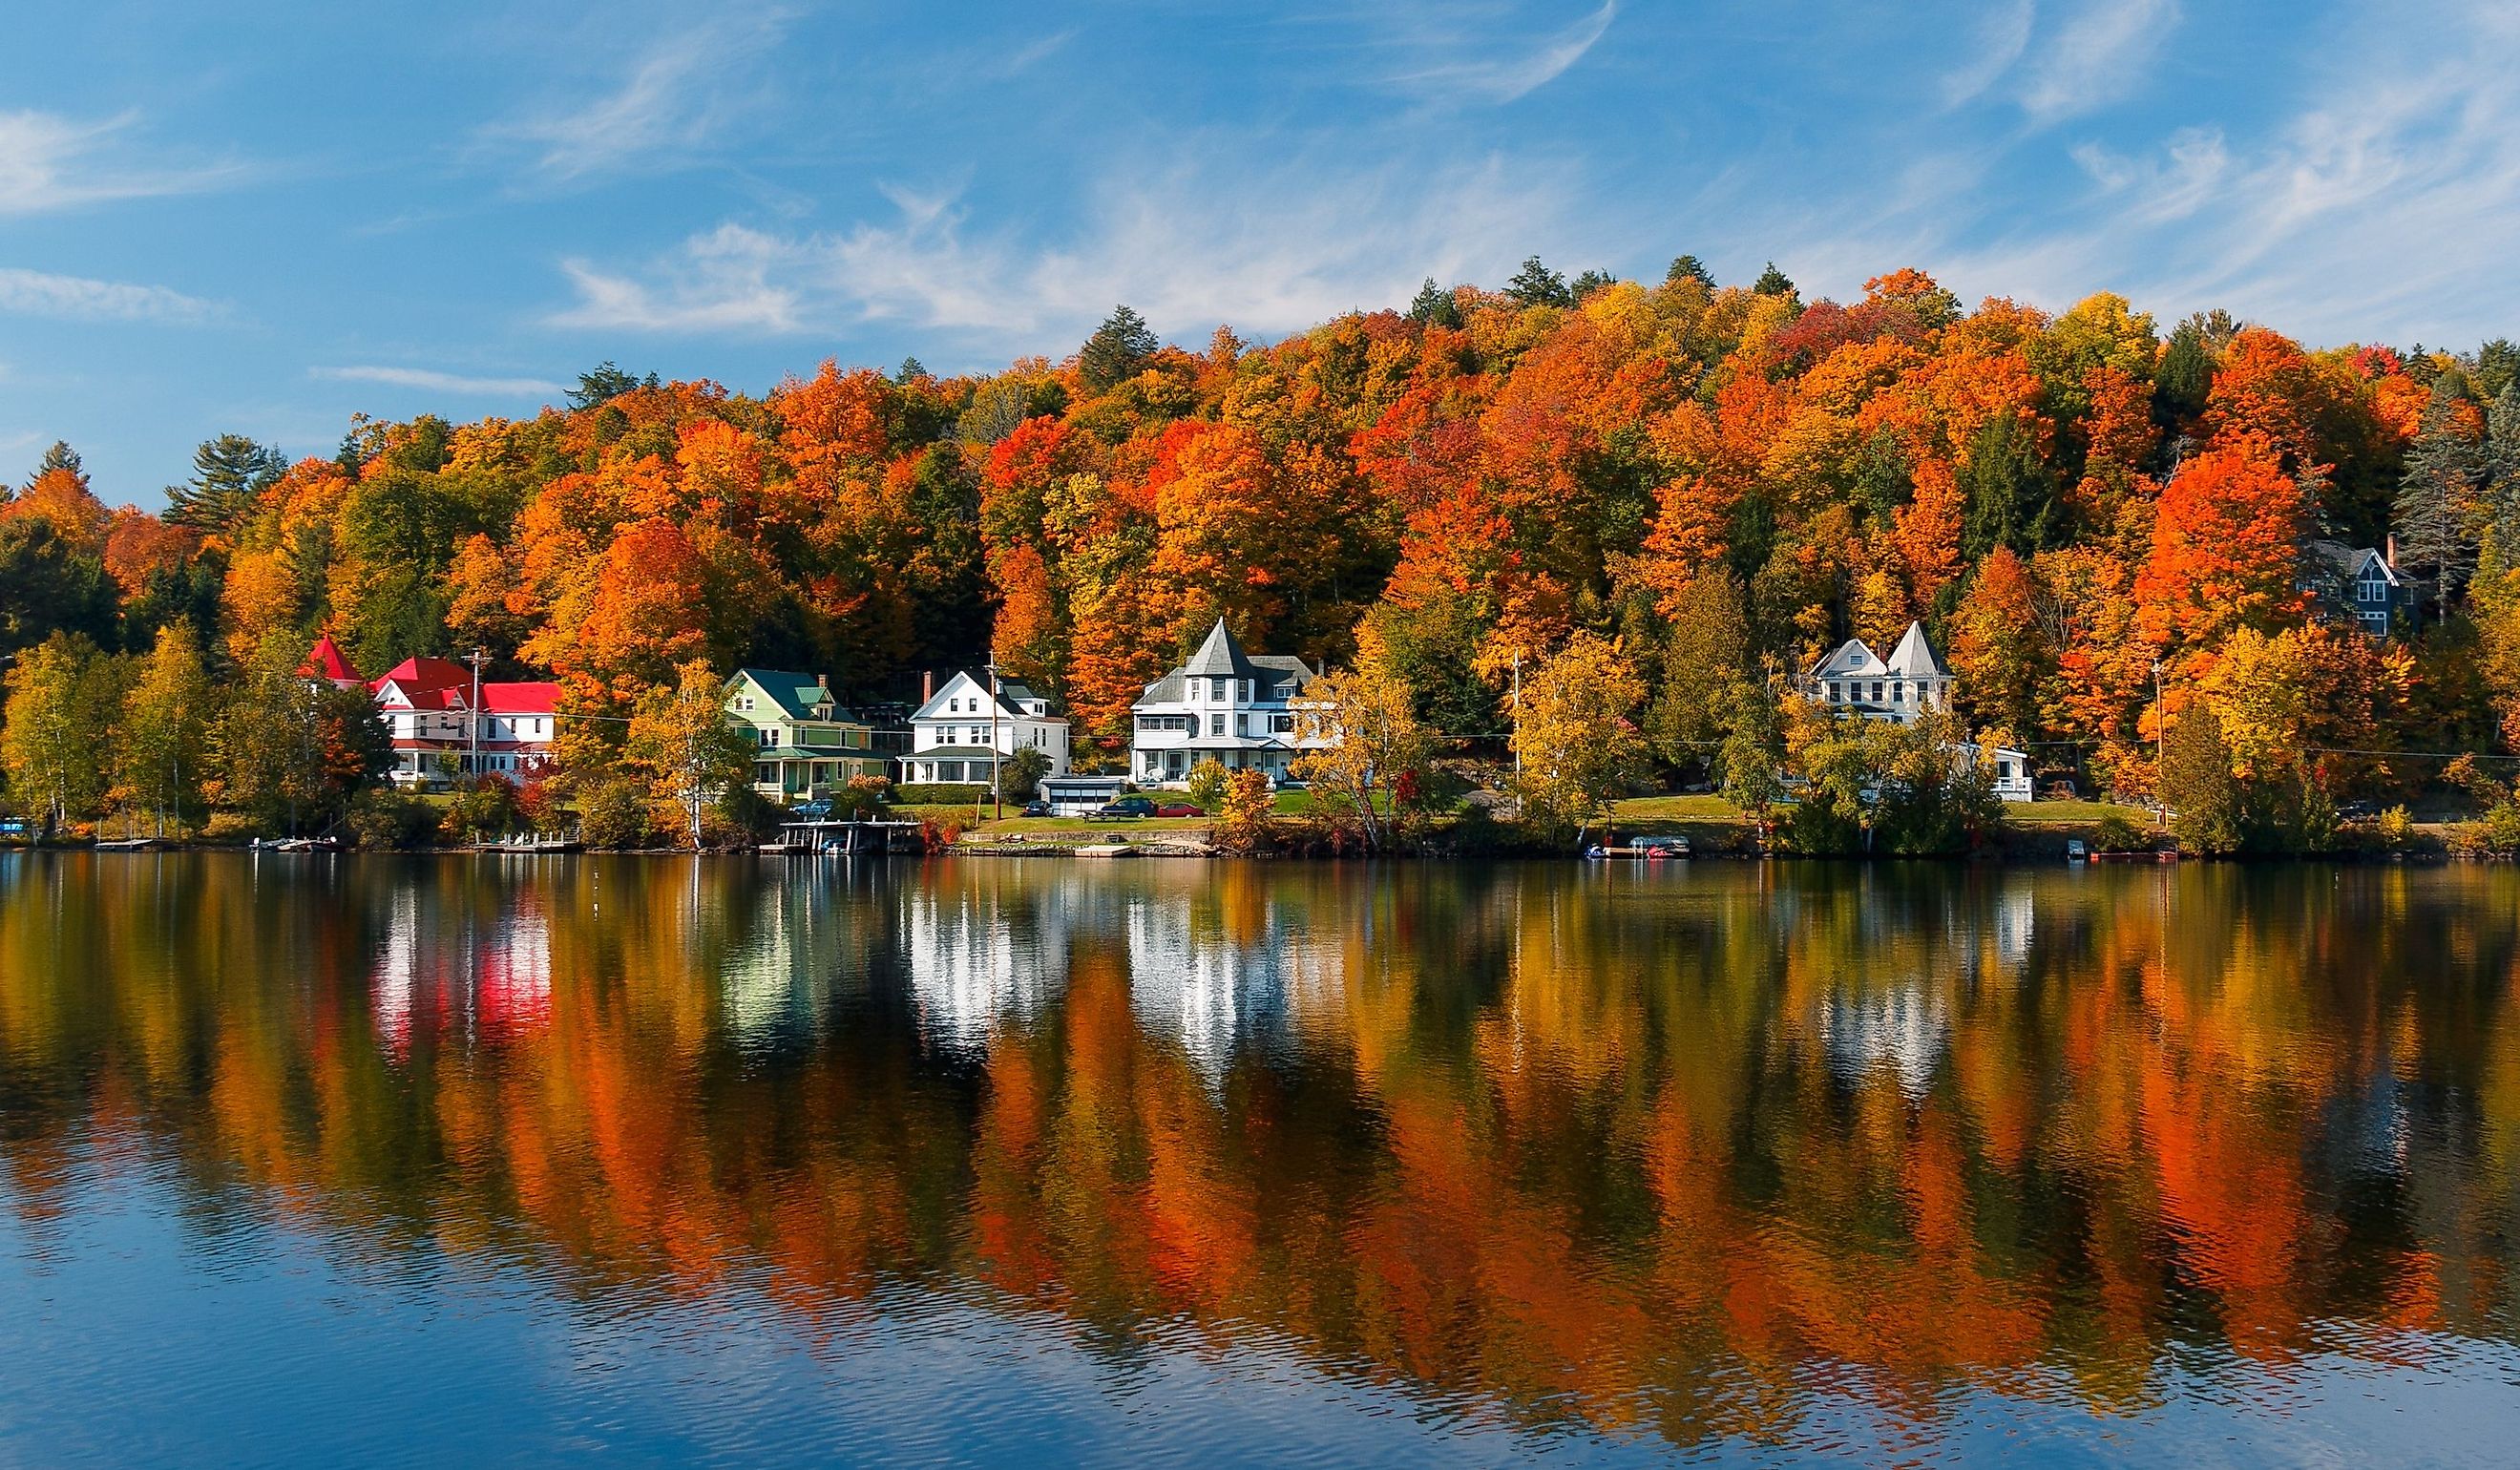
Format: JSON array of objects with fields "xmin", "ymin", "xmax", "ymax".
[
  {"xmin": 479, "ymin": 682, "xmax": 558, "ymax": 717},
  {"xmin": 1813, "ymin": 638, "xmax": 1884, "ymax": 681},
  {"xmin": 1883, "ymin": 621, "xmax": 1946, "ymax": 679},
  {"xmin": 301, "ymin": 633, "xmax": 361, "ymax": 684},
  {"xmin": 373, "ymin": 656, "xmax": 469, "ymax": 695},
  {"xmin": 911, "ymin": 671, "xmax": 1062, "ymax": 724},
  {"xmin": 1137, "ymin": 620, "xmax": 1317, "ymax": 706},
  {"xmin": 731, "ymin": 668, "xmax": 858, "ymax": 724}
]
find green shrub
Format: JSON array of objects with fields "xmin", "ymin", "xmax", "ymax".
[
  {"xmin": 1185, "ymin": 759, "xmax": 1230, "ymax": 813},
  {"xmin": 2090, "ymin": 813, "xmax": 2149, "ymax": 852},
  {"xmin": 891, "ymin": 783, "xmax": 991, "ymax": 806},
  {"xmin": 2376, "ymin": 806, "xmax": 2416, "ymax": 851},
  {"xmin": 578, "ymin": 777, "xmax": 654, "ymax": 850},
  {"xmin": 345, "ymin": 789, "xmax": 437, "ymax": 850}
]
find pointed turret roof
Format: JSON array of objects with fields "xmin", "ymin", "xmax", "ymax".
[
  {"xmin": 1182, "ymin": 618, "xmax": 1259, "ymax": 680},
  {"xmin": 1882, "ymin": 621, "xmax": 1945, "ymax": 679},
  {"xmin": 301, "ymin": 632, "xmax": 362, "ymax": 686}
]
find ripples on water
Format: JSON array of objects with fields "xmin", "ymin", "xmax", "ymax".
[{"xmin": 3, "ymin": 853, "xmax": 2519, "ymax": 1465}]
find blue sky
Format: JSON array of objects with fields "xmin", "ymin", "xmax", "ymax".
[{"xmin": 5, "ymin": 0, "xmax": 2516, "ymax": 507}]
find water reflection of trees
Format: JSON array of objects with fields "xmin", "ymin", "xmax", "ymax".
[{"xmin": 1, "ymin": 853, "xmax": 2515, "ymax": 1450}]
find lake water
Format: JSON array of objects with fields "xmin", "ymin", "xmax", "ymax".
[{"xmin": 2, "ymin": 853, "xmax": 2517, "ymax": 1466}]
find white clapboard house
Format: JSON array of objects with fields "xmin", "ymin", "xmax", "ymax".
[
  {"xmin": 1805, "ymin": 620, "xmax": 2034, "ymax": 802},
  {"xmin": 1129, "ymin": 620, "xmax": 1332, "ymax": 788},
  {"xmin": 898, "ymin": 670, "xmax": 1071, "ymax": 787}
]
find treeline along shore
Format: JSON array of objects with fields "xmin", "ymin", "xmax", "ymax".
[{"xmin": 10, "ymin": 256, "xmax": 2520, "ymax": 859}]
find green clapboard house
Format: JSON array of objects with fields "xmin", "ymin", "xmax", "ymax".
[{"xmin": 723, "ymin": 669, "xmax": 890, "ymax": 804}]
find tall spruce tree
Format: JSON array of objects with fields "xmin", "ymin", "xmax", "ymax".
[
  {"xmin": 2394, "ymin": 381, "xmax": 2486, "ymax": 618},
  {"xmin": 1406, "ymin": 278, "xmax": 1461, "ymax": 328},
  {"xmin": 1079, "ymin": 305, "xmax": 1159, "ymax": 391},
  {"xmin": 167, "ymin": 434, "xmax": 285, "ymax": 534},
  {"xmin": 1505, "ymin": 256, "xmax": 1573, "ymax": 308}
]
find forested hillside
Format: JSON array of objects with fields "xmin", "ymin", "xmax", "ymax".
[{"xmin": 6, "ymin": 258, "xmax": 2519, "ymax": 812}]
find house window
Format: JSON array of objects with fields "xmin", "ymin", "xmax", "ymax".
[
  {"xmin": 1871, "ymin": 682, "xmax": 1884, "ymax": 703},
  {"xmin": 1271, "ymin": 714, "xmax": 1294, "ymax": 734},
  {"xmin": 1209, "ymin": 713, "xmax": 1226, "ymax": 736},
  {"xmin": 1213, "ymin": 678, "xmax": 1229, "ymax": 701},
  {"xmin": 1236, "ymin": 712, "xmax": 1248, "ymax": 736},
  {"xmin": 1241, "ymin": 680, "xmax": 1252, "ymax": 702},
  {"xmin": 968, "ymin": 724, "xmax": 985, "ymax": 744},
  {"xmin": 1827, "ymin": 682, "xmax": 1841, "ymax": 702},
  {"xmin": 941, "ymin": 726, "xmax": 956, "ymax": 744}
]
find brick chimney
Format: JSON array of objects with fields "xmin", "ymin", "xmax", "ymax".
[
  {"xmin": 921, "ymin": 669, "xmax": 934, "ymax": 702},
  {"xmin": 2385, "ymin": 533, "xmax": 2398, "ymax": 570}
]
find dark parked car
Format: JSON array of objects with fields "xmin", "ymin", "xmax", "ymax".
[
  {"xmin": 791, "ymin": 799, "xmax": 834, "ymax": 820},
  {"xmin": 1152, "ymin": 802, "xmax": 1203, "ymax": 817},
  {"xmin": 1020, "ymin": 800, "xmax": 1051, "ymax": 817},
  {"xmin": 1088, "ymin": 797, "xmax": 1155, "ymax": 822}
]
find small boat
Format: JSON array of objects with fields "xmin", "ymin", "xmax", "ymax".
[
  {"xmin": 2065, "ymin": 839, "xmax": 2088, "ymax": 862},
  {"xmin": 1589, "ymin": 835, "xmax": 1691, "ymax": 859},
  {"xmin": 258, "ymin": 836, "xmax": 343, "ymax": 853},
  {"xmin": 1074, "ymin": 842, "xmax": 1138, "ymax": 859}
]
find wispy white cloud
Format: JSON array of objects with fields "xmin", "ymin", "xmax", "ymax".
[
  {"xmin": 485, "ymin": 8, "xmax": 792, "ymax": 180},
  {"xmin": 0, "ymin": 109, "xmax": 244, "ymax": 215},
  {"xmin": 1382, "ymin": 1, "xmax": 1617, "ymax": 105},
  {"xmin": 545, "ymin": 144, "xmax": 1591, "ymax": 346},
  {"xmin": 2019, "ymin": 0, "xmax": 2180, "ymax": 121},
  {"xmin": 0, "ymin": 265, "xmax": 220, "ymax": 323},
  {"xmin": 995, "ymin": 28, "xmax": 1076, "ymax": 77},
  {"xmin": 1940, "ymin": 0, "xmax": 2034, "ymax": 107},
  {"xmin": 548, "ymin": 223, "xmax": 803, "ymax": 332},
  {"xmin": 312, "ymin": 366, "xmax": 566, "ymax": 396},
  {"xmin": 1918, "ymin": 0, "xmax": 2520, "ymax": 344}
]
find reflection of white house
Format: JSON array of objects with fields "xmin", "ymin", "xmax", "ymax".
[
  {"xmin": 1804, "ymin": 620, "xmax": 2033, "ymax": 803},
  {"xmin": 1129, "ymin": 620, "xmax": 1332, "ymax": 788},
  {"xmin": 899, "ymin": 671, "xmax": 1071, "ymax": 787},
  {"xmin": 903, "ymin": 879, "xmax": 1071, "ymax": 1047},
  {"xmin": 1817, "ymin": 984, "xmax": 1948, "ymax": 1102}
]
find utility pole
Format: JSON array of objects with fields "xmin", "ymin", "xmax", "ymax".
[
  {"xmin": 986, "ymin": 659, "xmax": 1003, "ymax": 822},
  {"xmin": 469, "ymin": 646, "xmax": 488, "ymax": 781}
]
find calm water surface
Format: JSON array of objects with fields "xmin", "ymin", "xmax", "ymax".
[{"xmin": 3, "ymin": 853, "xmax": 2518, "ymax": 1466}]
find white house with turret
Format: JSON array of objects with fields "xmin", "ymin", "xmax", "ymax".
[
  {"xmin": 1130, "ymin": 620, "xmax": 1333, "ymax": 788},
  {"xmin": 1803, "ymin": 620, "xmax": 2034, "ymax": 801}
]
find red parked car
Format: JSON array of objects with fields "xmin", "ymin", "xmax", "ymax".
[{"xmin": 1152, "ymin": 802, "xmax": 1205, "ymax": 818}]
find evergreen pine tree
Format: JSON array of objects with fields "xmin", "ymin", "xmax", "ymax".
[
  {"xmin": 167, "ymin": 434, "xmax": 286, "ymax": 533},
  {"xmin": 32, "ymin": 440, "xmax": 81, "ymax": 484},
  {"xmin": 1959, "ymin": 412, "xmax": 2061, "ymax": 559},
  {"xmin": 1665, "ymin": 255, "xmax": 1714, "ymax": 290},
  {"xmin": 1751, "ymin": 261, "xmax": 1796, "ymax": 297},
  {"xmin": 1079, "ymin": 304, "xmax": 1159, "ymax": 391},
  {"xmin": 2394, "ymin": 381, "xmax": 2488, "ymax": 617},
  {"xmin": 1406, "ymin": 278, "xmax": 1461, "ymax": 328},
  {"xmin": 1505, "ymin": 256, "xmax": 1572, "ymax": 308},
  {"xmin": 895, "ymin": 356, "xmax": 930, "ymax": 384}
]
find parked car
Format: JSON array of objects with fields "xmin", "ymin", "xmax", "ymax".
[
  {"xmin": 2337, "ymin": 800, "xmax": 2380, "ymax": 820},
  {"xmin": 1020, "ymin": 799, "xmax": 1052, "ymax": 817},
  {"xmin": 1151, "ymin": 802, "xmax": 1203, "ymax": 817},
  {"xmin": 791, "ymin": 799, "xmax": 833, "ymax": 820},
  {"xmin": 1088, "ymin": 797, "xmax": 1155, "ymax": 822}
]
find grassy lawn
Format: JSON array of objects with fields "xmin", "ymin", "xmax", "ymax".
[
  {"xmin": 2006, "ymin": 799, "xmax": 2154, "ymax": 825},
  {"xmin": 1612, "ymin": 794, "xmax": 1747, "ymax": 822}
]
